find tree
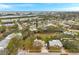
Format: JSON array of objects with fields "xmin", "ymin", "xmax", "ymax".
[{"xmin": 62, "ymin": 40, "xmax": 79, "ymax": 52}]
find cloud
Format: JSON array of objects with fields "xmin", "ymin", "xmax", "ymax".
[
  {"xmin": 60, "ymin": 7, "xmax": 79, "ymax": 11},
  {"xmin": 11, "ymin": 4, "xmax": 34, "ymax": 7},
  {"xmin": 0, "ymin": 4, "xmax": 11, "ymax": 9},
  {"xmin": 21, "ymin": 4, "xmax": 34, "ymax": 7},
  {"xmin": 41, "ymin": 7, "xmax": 79, "ymax": 11}
]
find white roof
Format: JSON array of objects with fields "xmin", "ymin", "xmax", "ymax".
[
  {"xmin": 49, "ymin": 40, "xmax": 63, "ymax": 47},
  {"xmin": 1, "ymin": 19, "xmax": 14, "ymax": 23},
  {"xmin": 2, "ymin": 23, "xmax": 15, "ymax": 26},
  {"xmin": 20, "ymin": 18, "xmax": 28, "ymax": 21},
  {"xmin": 64, "ymin": 31, "xmax": 74, "ymax": 35},
  {"xmin": 29, "ymin": 27, "xmax": 37, "ymax": 31},
  {"xmin": 0, "ymin": 47, "xmax": 4, "ymax": 50}
]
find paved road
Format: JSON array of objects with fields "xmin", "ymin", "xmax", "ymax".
[
  {"xmin": 17, "ymin": 52, "xmax": 61, "ymax": 55},
  {"xmin": 0, "ymin": 33, "xmax": 16, "ymax": 54},
  {"xmin": 0, "ymin": 33, "xmax": 15, "ymax": 49},
  {"xmin": 0, "ymin": 32, "xmax": 22, "ymax": 55}
]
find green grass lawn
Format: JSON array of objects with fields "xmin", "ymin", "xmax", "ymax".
[
  {"xmin": 7, "ymin": 38, "xmax": 19, "ymax": 55},
  {"xmin": 35, "ymin": 32, "xmax": 62, "ymax": 43},
  {"xmin": 48, "ymin": 46, "xmax": 61, "ymax": 52}
]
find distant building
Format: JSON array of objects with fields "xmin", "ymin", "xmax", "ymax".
[
  {"xmin": 1, "ymin": 19, "xmax": 14, "ymax": 23},
  {"xmin": 2, "ymin": 23, "xmax": 15, "ymax": 26},
  {"xmin": 63, "ymin": 31, "xmax": 75, "ymax": 36}
]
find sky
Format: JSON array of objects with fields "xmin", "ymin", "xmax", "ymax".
[
  {"xmin": 0, "ymin": 3, "xmax": 79, "ymax": 11},
  {"xmin": 0, "ymin": 0, "xmax": 79, "ymax": 3}
]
